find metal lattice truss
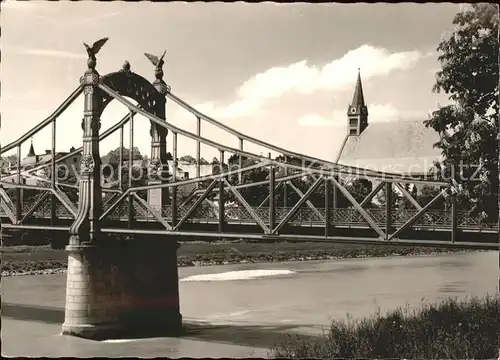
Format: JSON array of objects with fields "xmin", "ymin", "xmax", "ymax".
[
  {"xmin": 1, "ymin": 159, "xmax": 495, "ymax": 241},
  {"xmin": 0, "ymin": 54, "xmax": 497, "ymax": 250},
  {"xmin": 0, "ymin": 184, "xmax": 77, "ymax": 223}
]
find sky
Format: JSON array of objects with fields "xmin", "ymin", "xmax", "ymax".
[{"xmin": 1, "ymin": 1, "xmax": 461, "ymax": 163}]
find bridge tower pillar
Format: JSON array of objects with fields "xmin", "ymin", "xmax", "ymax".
[
  {"xmin": 62, "ymin": 42, "xmax": 182, "ymax": 340},
  {"xmin": 147, "ymin": 53, "xmax": 171, "ymax": 212}
]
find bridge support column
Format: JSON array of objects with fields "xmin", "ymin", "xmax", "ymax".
[
  {"xmin": 147, "ymin": 57, "xmax": 170, "ymax": 215},
  {"xmin": 62, "ymin": 237, "xmax": 182, "ymax": 340}
]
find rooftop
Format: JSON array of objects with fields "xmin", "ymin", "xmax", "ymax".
[{"xmin": 337, "ymin": 120, "xmax": 442, "ymax": 175}]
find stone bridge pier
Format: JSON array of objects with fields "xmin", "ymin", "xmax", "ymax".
[
  {"xmin": 62, "ymin": 42, "xmax": 182, "ymax": 340},
  {"xmin": 62, "ymin": 237, "xmax": 182, "ymax": 340}
]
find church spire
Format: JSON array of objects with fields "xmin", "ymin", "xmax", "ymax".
[
  {"xmin": 351, "ymin": 68, "xmax": 365, "ymax": 108},
  {"xmin": 347, "ymin": 69, "xmax": 369, "ymax": 136},
  {"xmin": 27, "ymin": 138, "xmax": 36, "ymax": 157}
]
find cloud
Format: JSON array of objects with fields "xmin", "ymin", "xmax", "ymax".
[
  {"xmin": 1, "ymin": 0, "xmax": 38, "ymax": 10},
  {"xmin": 368, "ymin": 104, "xmax": 400, "ymax": 122},
  {"xmin": 297, "ymin": 104, "xmax": 424, "ymax": 128},
  {"xmin": 13, "ymin": 48, "xmax": 85, "ymax": 60},
  {"xmin": 77, "ymin": 11, "xmax": 122, "ymax": 25},
  {"xmin": 297, "ymin": 113, "xmax": 336, "ymax": 127},
  {"xmin": 190, "ymin": 45, "xmax": 425, "ymax": 120}
]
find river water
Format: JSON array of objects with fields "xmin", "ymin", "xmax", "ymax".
[{"xmin": 2, "ymin": 251, "xmax": 498, "ymax": 357}]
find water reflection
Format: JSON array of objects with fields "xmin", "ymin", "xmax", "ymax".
[{"xmin": 438, "ymin": 282, "xmax": 469, "ymax": 294}]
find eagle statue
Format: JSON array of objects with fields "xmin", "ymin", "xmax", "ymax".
[
  {"xmin": 83, "ymin": 37, "xmax": 109, "ymax": 69},
  {"xmin": 144, "ymin": 50, "xmax": 167, "ymax": 81},
  {"xmin": 144, "ymin": 50, "xmax": 166, "ymax": 69}
]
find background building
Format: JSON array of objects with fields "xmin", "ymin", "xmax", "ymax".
[
  {"xmin": 336, "ymin": 71, "xmax": 443, "ymax": 199},
  {"xmin": 2, "ymin": 141, "xmax": 81, "ymax": 185}
]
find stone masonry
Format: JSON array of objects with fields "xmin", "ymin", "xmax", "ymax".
[{"xmin": 62, "ymin": 237, "xmax": 182, "ymax": 340}]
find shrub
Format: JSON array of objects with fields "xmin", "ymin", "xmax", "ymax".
[{"xmin": 270, "ymin": 295, "xmax": 500, "ymax": 359}]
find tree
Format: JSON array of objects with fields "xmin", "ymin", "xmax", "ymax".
[
  {"xmin": 227, "ymin": 167, "xmax": 269, "ymax": 206},
  {"xmin": 199, "ymin": 157, "xmax": 209, "ymax": 165},
  {"xmin": 417, "ymin": 185, "xmax": 446, "ymax": 210},
  {"xmin": 176, "ymin": 154, "xmax": 209, "ymax": 165},
  {"xmin": 179, "ymin": 155, "xmax": 196, "ymax": 164},
  {"xmin": 227, "ymin": 154, "xmax": 258, "ymax": 168},
  {"xmin": 274, "ymin": 154, "xmax": 315, "ymax": 168},
  {"xmin": 374, "ymin": 184, "xmax": 400, "ymax": 209},
  {"xmin": 1, "ymin": 154, "xmax": 17, "ymax": 165},
  {"xmin": 424, "ymin": 4, "xmax": 499, "ymax": 220},
  {"xmin": 348, "ymin": 178, "xmax": 373, "ymax": 204},
  {"xmin": 104, "ymin": 146, "xmax": 143, "ymax": 163},
  {"xmin": 227, "ymin": 154, "xmax": 239, "ymax": 165},
  {"xmin": 400, "ymin": 184, "xmax": 419, "ymax": 210}
]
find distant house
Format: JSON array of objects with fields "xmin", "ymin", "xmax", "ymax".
[
  {"xmin": 168, "ymin": 160, "xmax": 213, "ymax": 180},
  {"xmin": 2, "ymin": 141, "xmax": 81, "ymax": 185},
  {"xmin": 99, "ymin": 156, "xmax": 211, "ymax": 202},
  {"xmin": 0, "ymin": 158, "xmax": 10, "ymax": 175},
  {"xmin": 100, "ymin": 155, "xmax": 213, "ymax": 182}
]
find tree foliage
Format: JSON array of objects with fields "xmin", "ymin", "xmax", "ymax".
[
  {"xmin": 348, "ymin": 178, "xmax": 373, "ymax": 204},
  {"xmin": 398, "ymin": 184, "xmax": 413, "ymax": 210},
  {"xmin": 179, "ymin": 155, "xmax": 196, "ymax": 164},
  {"xmin": 417, "ymin": 185, "xmax": 446, "ymax": 210},
  {"xmin": 177, "ymin": 154, "xmax": 209, "ymax": 165},
  {"xmin": 104, "ymin": 146, "xmax": 143, "ymax": 163},
  {"xmin": 374, "ymin": 184, "xmax": 400, "ymax": 208},
  {"xmin": 424, "ymin": 4, "xmax": 499, "ymax": 220},
  {"xmin": 432, "ymin": 4, "xmax": 498, "ymax": 114}
]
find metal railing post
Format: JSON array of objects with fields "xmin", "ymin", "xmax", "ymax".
[
  {"xmin": 385, "ymin": 181, "xmax": 392, "ymax": 240},
  {"xmin": 238, "ymin": 138, "xmax": 243, "ymax": 184},
  {"xmin": 451, "ymin": 198, "xmax": 457, "ymax": 243},
  {"xmin": 15, "ymin": 144, "xmax": 21, "ymax": 221},
  {"xmin": 50, "ymin": 119, "xmax": 57, "ymax": 225},
  {"xmin": 171, "ymin": 132, "xmax": 178, "ymax": 227},
  {"xmin": 269, "ymin": 152, "xmax": 275, "ymax": 230},
  {"xmin": 196, "ymin": 117, "xmax": 201, "ymax": 181},
  {"xmin": 325, "ymin": 176, "xmax": 330, "ymax": 237},
  {"xmin": 128, "ymin": 112, "xmax": 134, "ymax": 229},
  {"xmin": 218, "ymin": 150, "xmax": 225, "ymax": 233}
]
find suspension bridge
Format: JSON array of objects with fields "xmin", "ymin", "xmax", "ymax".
[{"xmin": 0, "ymin": 39, "xmax": 498, "ymax": 340}]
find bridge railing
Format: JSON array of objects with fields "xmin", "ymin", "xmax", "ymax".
[{"xmin": 2, "ymin": 201, "xmax": 494, "ymax": 230}]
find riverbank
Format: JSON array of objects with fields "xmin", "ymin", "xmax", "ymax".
[
  {"xmin": 1, "ymin": 241, "xmax": 473, "ymax": 277},
  {"xmin": 270, "ymin": 294, "xmax": 500, "ymax": 359}
]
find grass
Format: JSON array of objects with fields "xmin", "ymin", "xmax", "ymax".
[{"xmin": 270, "ymin": 295, "xmax": 500, "ymax": 359}]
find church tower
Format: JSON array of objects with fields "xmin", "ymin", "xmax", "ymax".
[
  {"xmin": 347, "ymin": 69, "xmax": 368, "ymax": 136},
  {"xmin": 27, "ymin": 138, "xmax": 36, "ymax": 157}
]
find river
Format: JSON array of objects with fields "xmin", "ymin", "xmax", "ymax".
[{"xmin": 2, "ymin": 251, "xmax": 498, "ymax": 357}]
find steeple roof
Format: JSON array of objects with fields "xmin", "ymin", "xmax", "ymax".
[
  {"xmin": 27, "ymin": 138, "xmax": 36, "ymax": 157},
  {"xmin": 351, "ymin": 69, "xmax": 365, "ymax": 107}
]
